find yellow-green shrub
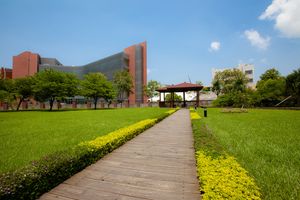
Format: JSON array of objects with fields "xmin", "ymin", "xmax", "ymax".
[
  {"xmin": 196, "ymin": 150, "xmax": 261, "ymax": 200},
  {"xmin": 80, "ymin": 119, "xmax": 156, "ymax": 151},
  {"xmin": 189, "ymin": 107, "xmax": 195, "ymax": 112},
  {"xmin": 190, "ymin": 112, "xmax": 201, "ymax": 120},
  {"xmin": 165, "ymin": 107, "xmax": 179, "ymax": 115}
]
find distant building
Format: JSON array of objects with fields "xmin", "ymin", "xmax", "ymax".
[
  {"xmin": 212, "ymin": 64, "xmax": 255, "ymax": 88},
  {"xmin": 0, "ymin": 67, "xmax": 12, "ymax": 79},
  {"xmin": 12, "ymin": 42, "xmax": 147, "ymax": 104}
]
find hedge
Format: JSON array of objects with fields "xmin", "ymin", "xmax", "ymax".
[
  {"xmin": 196, "ymin": 151, "xmax": 261, "ymax": 199},
  {"xmin": 0, "ymin": 109, "xmax": 177, "ymax": 200},
  {"xmin": 190, "ymin": 107, "xmax": 201, "ymax": 120}
]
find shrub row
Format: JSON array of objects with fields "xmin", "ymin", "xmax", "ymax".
[
  {"xmin": 0, "ymin": 109, "xmax": 177, "ymax": 200},
  {"xmin": 196, "ymin": 151, "xmax": 261, "ymax": 199},
  {"xmin": 190, "ymin": 107, "xmax": 201, "ymax": 120},
  {"xmin": 190, "ymin": 109, "xmax": 261, "ymax": 199}
]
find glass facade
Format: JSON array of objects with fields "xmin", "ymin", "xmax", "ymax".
[{"xmin": 39, "ymin": 52, "xmax": 128, "ymax": 80}]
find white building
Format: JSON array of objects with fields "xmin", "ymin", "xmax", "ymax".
[{"xmin": 212, "ymin": 64, "xmax": 255, "ymax": 88}]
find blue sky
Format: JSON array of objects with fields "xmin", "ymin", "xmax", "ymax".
[{"xmin": 0, "ymin": 0, "xmax": 299, "ymax": 85}]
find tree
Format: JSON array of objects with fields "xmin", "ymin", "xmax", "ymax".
[
  {"xmin": 201, "ymin": 87, "xmax": 211, "ymax": 93},
  {"xmin": 196, "ymin": 81, "xmax": 203, "ymax": 86},
  {"xmin": 286, "ymin": 68, "xmax": 300, "ymax": 106},
  {"xmin": 81, "ymin": 73, "xmax": 115, "ymax": 109},
  {"xmin": 145, "ymin": 80, "xmax": 161, "ymax": 102},
  {"xmin": 14, "ymin": 77, "xmax": 34, "ymax": 111},
  {"xmin": 260, "ymin": 68, "xmax": 281, "ymax": 81},
  {"xmin": 0, "ymin": 79, "xmax": 16, "ymax": 110},
  {"xmin": 212, "ymin": 79, "xmax": 221, "ymax": 96},
  {"xmin": 33, "ymin": 69, "xmax": 79, "ymax": 111},
  {"xmin": 113, "ymin": 70, "xmax": 133, "ymax": 107},
  {"xmin": 256, "ymin": 68, "xmax": 286, "ymax": 106},
  {"xmin": 213, "ymin": 69, "xmax": 248, "ymax": 94},
  {"xmin": 165, "ymin": 93, "xmax": 182, "ymax": 102},
  {"xmin": 213, "ymin": 89, "xmax": 255, "ymax": 107},
  {"xmin": 212, "ymin": 69, "xmax": 250, "ymax": 107}
]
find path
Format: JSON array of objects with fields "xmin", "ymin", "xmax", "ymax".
[{"xmin": 40, "ymin": 109, "xmax": 200, "ymax": 200}]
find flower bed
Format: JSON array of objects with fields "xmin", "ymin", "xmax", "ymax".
[{"xmin": 0, "ymin": 109, "xmax": 177, "ymax": 200}]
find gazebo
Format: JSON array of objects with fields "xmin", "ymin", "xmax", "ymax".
[{"xmin": 156, "ymin": 82, "xmax": 203, "ymax": 108}]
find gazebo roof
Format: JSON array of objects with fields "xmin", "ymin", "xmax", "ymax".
[{"xmin": 156, "ymin": 82, "xmax": 203, "ymax": 92}]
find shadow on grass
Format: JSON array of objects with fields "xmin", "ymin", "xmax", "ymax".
[{"xmin": 192, "ymin": 118, "xmax": 225, "ymax": 158}]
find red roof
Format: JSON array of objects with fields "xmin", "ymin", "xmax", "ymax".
[{"xmin": 156, "ymin": 82, "xmax": 203, "ymax": 92}]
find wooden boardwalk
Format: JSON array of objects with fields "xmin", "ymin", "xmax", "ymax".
[{"xmin": 40, "ymin": 109, "xmax": 200, "ymax": 200}]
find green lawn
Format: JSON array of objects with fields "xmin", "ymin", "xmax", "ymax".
[
  {"xmin": 196, "ymin": 108, "xmax": 300, "ymax": 199},
  {"xmin": 0, "ymin": 108, "xmax": 169, "ymax": 173}
]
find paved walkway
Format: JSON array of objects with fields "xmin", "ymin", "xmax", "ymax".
[{"xmin": 40, "ymin": 109, "xmax": 200, "ymax": 200}]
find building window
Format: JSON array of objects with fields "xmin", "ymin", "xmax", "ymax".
[
  {"xmin": 248, "ymin": 78, "xmax": 253, "ymax": 83},
  {"xmin": 245, "ymin": 70, "xmax": 253, "ymax": 75}
]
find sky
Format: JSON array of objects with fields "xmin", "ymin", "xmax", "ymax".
[{"xmin": 0, "ymin": 0, "xmax": 299, "ymax": 86}]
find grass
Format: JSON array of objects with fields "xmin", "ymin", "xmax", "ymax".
[
  {"xmin": 195, "ymin": 108, "xmax": 300, "ymax": 199},
  {"xmin": 0, "ymin": 108, "xmax": 169, "ymax": 173}
]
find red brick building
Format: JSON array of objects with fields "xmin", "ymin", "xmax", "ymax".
[
  {"xmin": 12, "ymin": 42, "xmax": 147, "ymax": 104},
  {"xmin": 0, "ymin": 67, "xmax": 12, "ymax": 79}
]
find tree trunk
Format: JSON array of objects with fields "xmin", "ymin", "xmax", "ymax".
[
  {"xmin": 17, "ymin": 98, "xmax": 24, "ymax": 111},
  {"xmin": 57, "ymin": 100, "xmax": 61, "ymax": 110},
  {"xmin": 49, "ymin": 98, "xmax": 54, "ymax": 111},
  {"xmin": 94, "ymin": 97, "xmax": 98, "ymax": 110}
]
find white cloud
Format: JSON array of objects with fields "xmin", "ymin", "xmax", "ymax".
[
  {"xmin": 209, "ymin": 41, "xmax": 221, "ymax": 52},
  {"xmin": 147, "ymin": 68, "xmax": 151, "ymax": 75},
  {"xmin": 244, "ymin": 29, "xmax": 270, "ymax": 50},
  {"xmin": 259, "ymin": 0, "xmax": 300, "ymax": 38}
]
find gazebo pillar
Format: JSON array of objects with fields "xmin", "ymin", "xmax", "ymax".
[
  {"xmin": 183, "ymin": 91, "xmax": 186, "ymax": 108},
  {"xmin": 196, "ymin": 90, "xmax": 199, "ymax": 107}
]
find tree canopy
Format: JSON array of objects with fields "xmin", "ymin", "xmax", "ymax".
[
  {"xmin": 0, "ymin": 79, "xmax": 16, "ymax": 109},
  {"xmin": 165, "ymin": 93, "xmax": 182, "ymax": 102},
  {"xmin": 212, "ymin": 69, "xmax": 248, "ymax": 95},
  {"xmin": 81, "ymin": 73, "xmax": 115, "ymax": 109},
  {"xmin": 196, "ymin": 80, "xmax": 203, "ymax": 86},
  {"xmin": 14, "ymin": 77, "xmax": 34, "ymax": 111},
  {"xmin": 145, "ymin": 80, "xmax": 161, "ymax": 102},
  {"xmin": 256, "ymin": 68, "xmax": 285, "ymax": 106},
  {"xmin": 113, "ymin": 70, "xmax": 133, "ymax": 105},
  {"xmin": 259, "ymin": 68, "xmax": 281, "ymax": 81},
  {"xmin": 33, "ymin": 69, "xmax": 79, "ymax": 111},
  {"xmin": 285, "ymin": 68, "xmax": 300, "ymax": 106}
]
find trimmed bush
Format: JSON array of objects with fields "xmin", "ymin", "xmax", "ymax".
[
  {"xmin": 190, "ymin": 112, "xmax": 201, "ymax": 119},
  {"xmin": 0, "ymin": 109, "xmax": 177, "ymax": 200},
  {"xmin": 196, "ymin": 151, "xmax": 261, "ymax": 200},
  {"xmin": 165, "ymin": 107, "xmax": 179, "ymax": 115}
]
